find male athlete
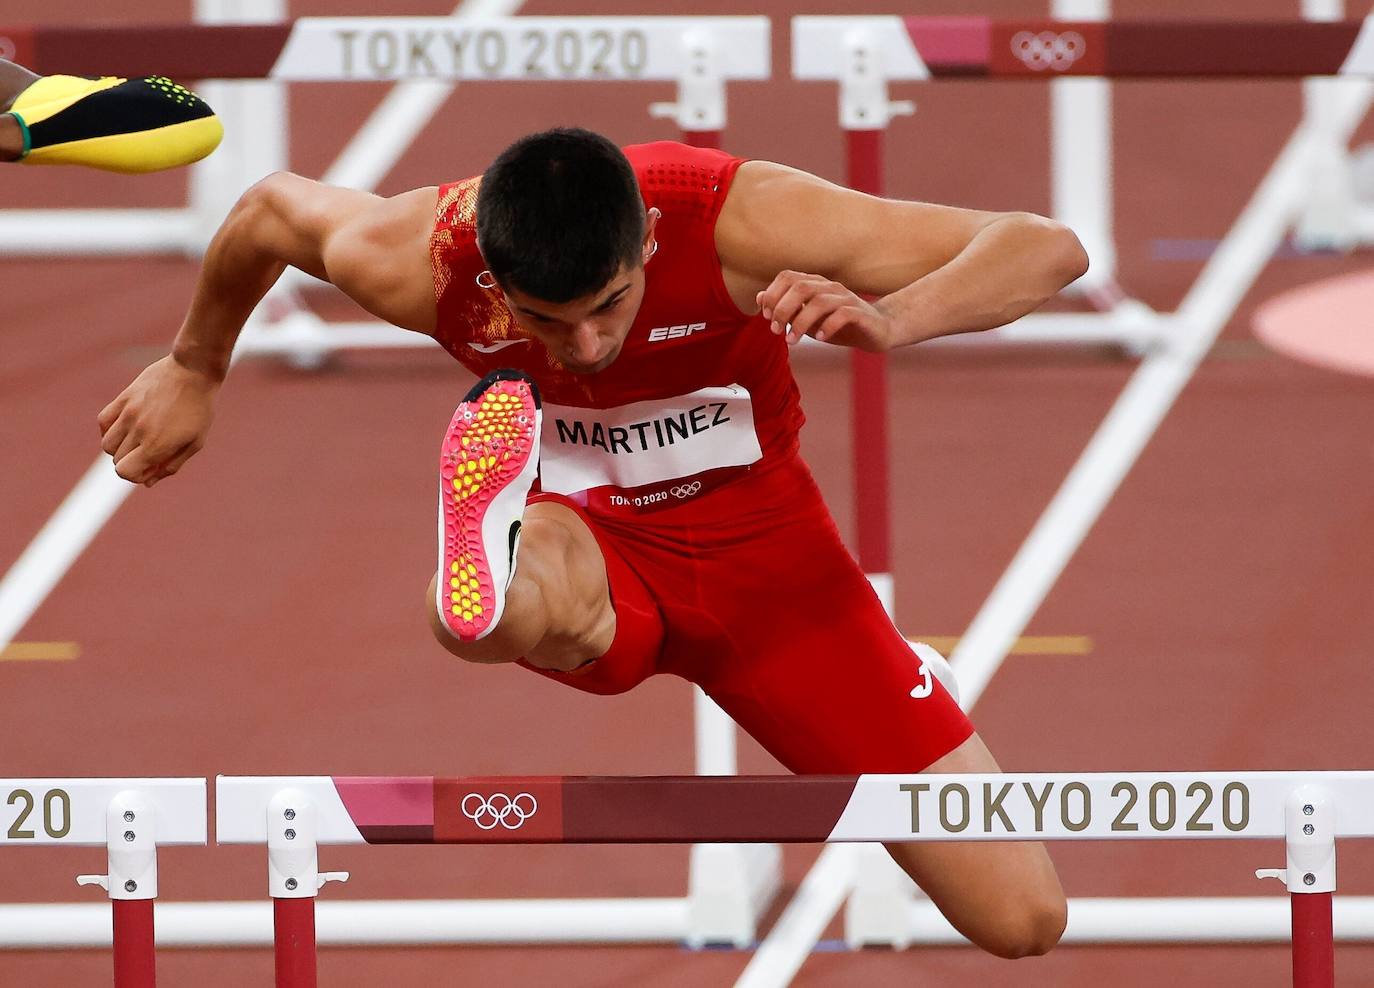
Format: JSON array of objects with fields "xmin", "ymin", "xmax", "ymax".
[
  {"xmin": 99, "ymin": 128, "xmax": 1087, "ymax": 958},
  {"xmin": 1, "ymin": 57, "xmax": 221, "ymax": 171}
]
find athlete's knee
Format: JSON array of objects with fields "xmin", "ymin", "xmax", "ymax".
[
  {"xmin": 519, "ymin": 506, "xmax": 582, "ymax": 565},
  {"xmin": 974, "ymin": 885, "xmax": 1067, "ymax": 959}
]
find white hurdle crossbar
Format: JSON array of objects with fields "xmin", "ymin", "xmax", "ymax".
[
  {"xmin": 207, "ymin": 771, "xmax": 1372, "ymax": 988},
  {"xmin": 4, "ymin": 771, "xmax": 1372, "ymax": 987}
]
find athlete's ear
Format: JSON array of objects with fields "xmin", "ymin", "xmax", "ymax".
[{"xmin": 642, "ymin": 207, "xmax": 661, "ymax": 263}]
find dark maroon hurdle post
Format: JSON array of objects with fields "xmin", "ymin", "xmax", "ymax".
[
  {"xmin": 274, "ymin": 897, "xmax": 318, "ymax": 988},
  {"xmin": 1291, "ymin": 891, "xmax": 1335, "ymax": 988},
  {"xmin": 845, "ymin": 128, "xmax": 891, "ymax": 586},
  {"xmin": 682, "ymin": 129, "xmax": 722, "ymax": 149},
  {"xmin": 111, "ymin": 898, "xmax": 157, "ymax": 988}
]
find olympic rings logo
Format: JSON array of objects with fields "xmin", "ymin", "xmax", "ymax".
[
  {"xmin": 670, "ymin": 481, "xmax": 703, "ymax": 499},
  {"xmin": 461, "ymin": 792, "xmax": 538, "ymax": 830},
  {"xmin": 1010, "ymin": 31, "xmax": 1086, "ymax": 72}
]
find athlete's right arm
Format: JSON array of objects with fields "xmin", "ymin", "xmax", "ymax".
[{"xmin": 98, "ymin": 172, "xmax": 439, "ymax": 486}]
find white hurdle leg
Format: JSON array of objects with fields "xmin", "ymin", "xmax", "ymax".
[
  {"xmin": 1052, "ymin": 0, "xmax": 1117, "ymax": 300},
  {"xmin": 189, "ymin": 0, "xmax": 288, "ymax": 250},
  {"xmin": 687, "ymin": 688, "xmax": 782, "ymax": 947},
  {"xmin": 1256, "ymin": 784, "xmax": 1337, "ymax": 988},
  {"xmin": 1295, "ymin": 0, "xmax": 1360, "ymax": 252},
  {"xmin": 76, "ymin": 791, "xmax": 159, "ymax": 988},
  {"xmin": 265, "ymin": 788, "xmax": 349, "ymax": 988}
]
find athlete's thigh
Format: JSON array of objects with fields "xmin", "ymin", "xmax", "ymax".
[
  {"xmin": 695, "ymin": 513, "xmax": 971, "ymax": 775},
  {"xmin": 883, "ymin": 733, "xmax": 1066, "ymax": 953},
  {"xmin": 516, "ymin": 494, "xmax": 667, "ymax": 695}
]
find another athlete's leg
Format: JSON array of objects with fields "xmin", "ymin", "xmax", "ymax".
[
  {"xmin": 884, "ymin": 732, "xmax": 1066, "ymax": 958},
  {"xmin": 427, "ymin": 499, "xmax": 615, "ymax": 671},
  {"xmin": 0, "ymin": 60, "xmax": 41, "ymax": 159},
  {"xmin": 0, "ymin": 65, "xmax": 221, "ymax": 170}
]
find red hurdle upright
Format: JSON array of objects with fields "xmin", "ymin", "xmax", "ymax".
[{"xmin": 1256, "ymin": 785, "xmax": 1338, "ymax": 988}]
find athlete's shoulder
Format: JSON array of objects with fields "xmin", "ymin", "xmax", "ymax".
[
  {"xmin": 624, "ymin": 141, "xmax": 746, "ymax": 190},
  {"xmin": 434, "ymin": 174, "xmax": 483, "ymax": 233},
  {"xmin": 431, "ymin": 174, "xmax": 512, "ymax": 347}
]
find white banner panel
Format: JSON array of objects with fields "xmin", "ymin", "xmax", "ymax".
[
  {"xmin": 217, "ymin": 777, "xmax": 365, "ymax": 844},
  {"xmin": 272, "ymin": 17, "xmax": 770, "ymax": 82},
  {"xmin": 792, "ymin": 16, "xmax": 929, "ymax": 81},
  {"xmin": 829, "ymin": 772, "xmax": 1374, "ymax": 842},
  {"xmin": 0, "ymin": 778, "xmax": 206, "ymax": 846}
]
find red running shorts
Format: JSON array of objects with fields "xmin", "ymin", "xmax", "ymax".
[{"xmin": 518, "ymin": 454, "xmax": 973, "ymax": 774}]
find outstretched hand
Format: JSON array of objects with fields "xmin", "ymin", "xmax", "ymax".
[
  {"xmin": 755, "ymin": 270, "xmax": 894, "ymax": 352},
  {"xmin": 97, "ymin": 354, "xmax": 219, "ymax": 487}
]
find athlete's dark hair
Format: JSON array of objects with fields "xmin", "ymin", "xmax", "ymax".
[{"xmin": 476, "ymin": 128, "xmax": 645, "ymax": 303}]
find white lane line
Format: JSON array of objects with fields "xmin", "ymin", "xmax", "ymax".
[
  {"xmin": 734, "ymin": 845, "xmax": 856, "ymax": 988},
  {"xmin": 0, "ymin": 458, "xmax": 134, "ymax": 653}
]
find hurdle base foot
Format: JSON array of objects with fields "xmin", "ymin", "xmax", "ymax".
[
  {"xmin": 844, "ymin": 842, "xmax": 923, "ymax": 949},
  {"xmin": 686, "ymin": 843, "xmax": 781, "ymax": 948}
]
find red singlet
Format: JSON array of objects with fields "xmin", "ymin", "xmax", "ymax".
[{"xmin": 429, "ymin": 142, "xmax": 972, "ymax": 773}]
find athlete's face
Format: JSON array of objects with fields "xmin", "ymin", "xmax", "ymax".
[{"xmin": 501, "ymin": 209, "xmax": 659, "ymax": 375}]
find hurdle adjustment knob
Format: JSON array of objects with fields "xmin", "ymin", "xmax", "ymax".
[{"xmin": 317, "ymin": 871, "xmax": 349, "ymax": 890}]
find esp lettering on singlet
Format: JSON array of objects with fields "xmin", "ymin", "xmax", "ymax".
[{"xmin": 540, "ymin": 385, "xmax": 761, "ymax": 513}]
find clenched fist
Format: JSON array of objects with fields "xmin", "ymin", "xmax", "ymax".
[{"xmin": 97, "ymin": 355, "xmax": 219, "ymax": 487}]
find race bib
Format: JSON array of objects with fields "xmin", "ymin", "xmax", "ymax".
[{"xmin": 539, "ymin": 385, "xmax": 762, "ymax": 499}]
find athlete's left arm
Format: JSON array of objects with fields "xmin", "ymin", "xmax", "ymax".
[{"xmin": 719, "ymin": 161, "xmax": 1088, "ymax": 351}]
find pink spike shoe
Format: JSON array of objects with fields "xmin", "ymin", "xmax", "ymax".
[{"xmin": 436, "ymin": 369, "xmax": 541, "ymax": 641}]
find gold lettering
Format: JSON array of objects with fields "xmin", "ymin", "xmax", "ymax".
[
  {"xmin": 1023, "ymin": 781, "xmax": 1054, "ymax": 831},
  {"xmin": 983, "ymin": 782, "xmax": 1014, "ymax": 832},
  {"xmin": 1061, "ymin": 782, "xmax": 1091, "ymax": 832},
  {"xmin": 899, "ymin": 783, "xmax": 929, "ymax": 833},
  {"xmin": 939, "ymin": 784, "xmax": 970, "ymax": 833}
]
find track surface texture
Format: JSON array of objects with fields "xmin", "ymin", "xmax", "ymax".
[{"xmin": 3, "ymin": 0, "xmax": 1374, "ymax": 985}]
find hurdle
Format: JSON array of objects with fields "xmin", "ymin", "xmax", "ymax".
[
  {"xmin": 0, "ymin": 778, "xmax": 207, "ymax": 988},
  {"xmin": 210, "ymin": 772, "xmax": 1374, "ymax": 988}
]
